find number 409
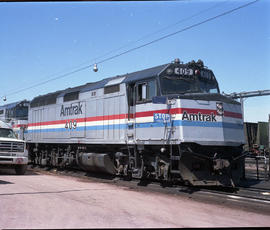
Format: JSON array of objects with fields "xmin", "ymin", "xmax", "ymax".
[{"xmin": 65, "ymin": 120, "xmax": 77, "ymax": 130}]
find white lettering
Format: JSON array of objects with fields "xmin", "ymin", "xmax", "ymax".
[{"xmin": 174, "ymin": 67, "xmax": 193, "ymax": 76}]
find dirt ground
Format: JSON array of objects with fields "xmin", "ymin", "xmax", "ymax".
[{"xmin": 0, "ymin": 170, "xmax": 270, "ymax": 229}]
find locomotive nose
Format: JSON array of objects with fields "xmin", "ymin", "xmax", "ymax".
[{"xmin": 177, "ymin": 96, "xmax": 244, "ymax": 146}]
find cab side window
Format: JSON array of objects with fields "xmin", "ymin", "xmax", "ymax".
[
  {"xmin": 147, "ymin": 80, "xmax": 156, "ymax": 99},
  {"xmin": 136, "ymin": 79, "xmax": 157, "ymax": 103}
]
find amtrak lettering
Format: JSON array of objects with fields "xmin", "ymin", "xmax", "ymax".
[
  {"xmin": 182, "ymin": 111, "xmax": 216, "ymax": 122},
  {"xmin": 60, "ymin": 102, "xmax": 83, "ymax": 117}
]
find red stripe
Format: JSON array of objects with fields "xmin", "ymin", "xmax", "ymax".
[
  {"xmin": 28, "ymin": 107, "xmax": 242, "ymax": 127},
  {"xmin": 85, "ymin": 113, "xmax": 127, "ymax": 122},
  {"xmin": 28, "ymin": 114, "xmax": 128, "ymax": 127},
  {"xmin": 28, "ymin": 119, "xmax": 72, "ymax": 127},
  {"xmin": 13, "ymin": 124, "xmax": 28, "ymax": 128},
  {"xmin": 224, "ymin": 111, "xmax": 242, "ymax": 119}
]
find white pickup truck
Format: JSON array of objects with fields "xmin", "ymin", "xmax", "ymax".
[{"xmin": 0, "ymin": 120, "xmax": 28, "ymax": 175}]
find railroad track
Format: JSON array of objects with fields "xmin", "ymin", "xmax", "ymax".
[
  {"xmin": 27, "ymin": 164, "xmax": 270, "ymax": 215},
  {"xmin": 238, "ymin": 186, "xmax": 270, "ymax": 192},
  {"xmin": 28, "ymin": 164, "xmax": 270, "ymax": 207},
  {"xmin": 197, "ymin": 186, "xmax": 270, "ymax": 204}
]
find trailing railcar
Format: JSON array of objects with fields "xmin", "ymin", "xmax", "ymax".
[
  {"xmin": 26, "ymin": 59, "xmax": 246, "ymax": 187},
  {"xmin": 0, "ymin": 100, "xmax": 29, "ymax": 140}
]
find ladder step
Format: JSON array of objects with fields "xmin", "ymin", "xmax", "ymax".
[
  {"xmin": 171, "ymin": 156, "xmax": 180, "ymax": 160},
  {"xmin": 170, "ymin": 170, "xmax": 181, "ymax": 174}
]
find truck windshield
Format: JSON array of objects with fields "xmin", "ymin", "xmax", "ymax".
[
  {"xmin": 160, "ymin": 75, "xmax": 219, "ymax": 95},
  {"xmin": 0, "ymin": 128, "xmax": 17, "ymax": 139}
]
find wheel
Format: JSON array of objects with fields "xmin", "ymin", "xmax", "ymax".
[{"xmin": 15, "ymin": 165, "xmax": 27, "ymax": 175}]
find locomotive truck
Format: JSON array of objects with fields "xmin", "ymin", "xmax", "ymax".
[{"xmin": 25, "ymin": 59, "xmax": 245, "ymax": 186}]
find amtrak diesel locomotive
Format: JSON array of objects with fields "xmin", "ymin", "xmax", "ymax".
[{"xmin": 25, "ymin": 59, "xmax": 245, "ymax": 187}]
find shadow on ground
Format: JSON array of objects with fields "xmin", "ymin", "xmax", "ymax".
[{"xmin": 0, "ymin": 167, "xmax": 39, "ymax": 176}]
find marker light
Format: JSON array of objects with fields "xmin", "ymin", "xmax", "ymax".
[{"xmin": 195, "ymin": 70, "xmax": 200, "ymax": 75}]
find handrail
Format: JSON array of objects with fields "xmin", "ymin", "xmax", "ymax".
[{"xmin": 254, "ymin": 155, "xmax": 269, "ymax": 181}]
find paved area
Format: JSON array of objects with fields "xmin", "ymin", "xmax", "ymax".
[{"xmin": 0, "ymin": 169, "xmax": 270, "ymax": 229}]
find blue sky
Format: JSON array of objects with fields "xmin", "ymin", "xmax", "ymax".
[{"xmin": 0, "ymin": 0, "xmax": 269, "ymax": 122}]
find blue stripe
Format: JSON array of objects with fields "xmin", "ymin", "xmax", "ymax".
[
  {"xmin": 26, "ymin": 120, "xmax": 243, "ymax": 133},
  {"xmin": 135, "ymin": 120, "xmax": 243, "ymax": 129},
  {"xmin": 85, "ymin": 124, "xmax": 127, "ymax": 131}
]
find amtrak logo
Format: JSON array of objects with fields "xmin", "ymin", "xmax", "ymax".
[
  {"xmin": 216, "ymin": 102, "xmax": 224, "ymax": 116},
  {"xmin": 60, "ymin": 102, "xmax": 83, "ymax": 117},
  {"xmin": 182, "ymin": 111, "xmax": 216, "ymax": 122}
]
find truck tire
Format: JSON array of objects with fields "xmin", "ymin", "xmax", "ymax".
[{"xmin": 15, "ymin": 165, "xmax": 27, "ymax": 175}]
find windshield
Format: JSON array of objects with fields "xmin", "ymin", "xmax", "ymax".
[
  {"xmin": 199, "ymin": 81, "xmax": 219, "ymax": 93},
  {"xmin": 160, "ymin": 75, "xmax": 219, "ymax": 95},
  {"xmin": 160, "ymin": 77, "xmax": 198, "ymax": 95},
  {"xmin": 0, "ymin": 128, "xmax": 17, "ymax": 139}
]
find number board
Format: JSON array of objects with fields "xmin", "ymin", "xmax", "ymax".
[
  {"xmin": 174, "ymin": 67, "xmax": 193, "ymax": 76},
  {"xmin": 200, "ymin": 70, "xmax": 214, "ymax": 81},
  {"xmin": 154, "ymin": 113, "xmax": 171, "ymax": 123}
]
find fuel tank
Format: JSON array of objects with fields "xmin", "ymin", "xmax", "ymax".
[{"xmin": 77, "ymin": 152, "xmax": 117, "ymax": 174}]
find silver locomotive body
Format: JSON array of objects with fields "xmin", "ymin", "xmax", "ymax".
[{"xmin": 26, "ymin": 60, "xmax": 245, "ymax": 186}]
